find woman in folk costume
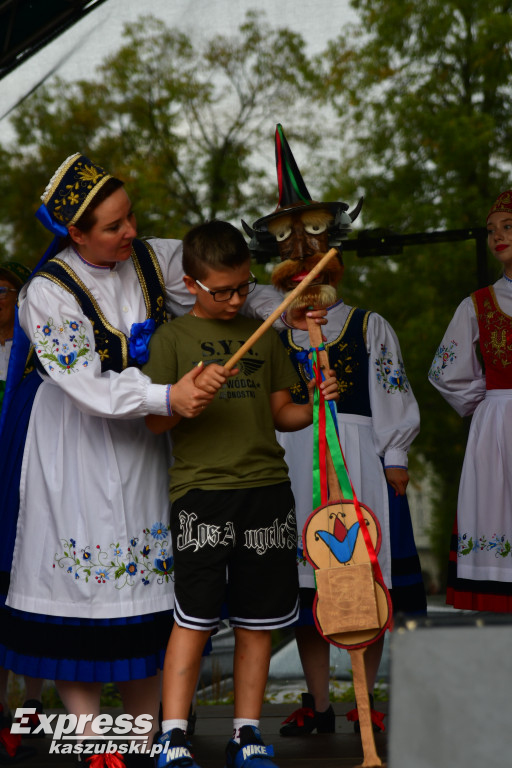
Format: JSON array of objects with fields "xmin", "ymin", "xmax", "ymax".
[
  {"xmin": 244, "ymin": 125, "xmax": 426, "ymax": 735},
  {"xmin": 429, "ymin": 190, "xmax": 512, "ymax": 612},
  {"xmin": 0, "ymin": 153, "xmax": 243, "ymax": 762}
]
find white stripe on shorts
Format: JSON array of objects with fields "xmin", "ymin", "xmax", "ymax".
[
  {"xmin": 174, "ymin": 596, "xmax": 221, "ymax": 632},
  {"xmin": 230, "ymin": 596, "xmax": 299, "ymax": 630}
]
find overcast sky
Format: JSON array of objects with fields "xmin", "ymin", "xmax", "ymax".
[{"xmin": 0, "ymin": 0, "xmax": 356, "ymax": 142}]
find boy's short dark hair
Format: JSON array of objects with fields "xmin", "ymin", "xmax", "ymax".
[{"xmin": 182, "ymin": 220, "xmax": 251, "ymax": 280}]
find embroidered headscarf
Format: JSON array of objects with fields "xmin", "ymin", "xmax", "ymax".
[
  {"xmin": 487, "ymin": 190, "xmax": 512, "ymax": 222},
  {"xmin": 34, "ymin": 153, "xmax": 114, "ymax": 271},
  {"xmin": 39, "ymin": 153, "xmax": 112, "ymax": 229}
]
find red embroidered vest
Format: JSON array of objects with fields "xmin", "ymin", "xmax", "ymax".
[{"xmin": 472, "ymin": 286, "xmax": 512, "ymax": 389}]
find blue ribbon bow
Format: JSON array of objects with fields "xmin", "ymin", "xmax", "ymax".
[
  {"xmin": 294, "ymin": 348, "xmax": 314, "ymax": 379},
  {"xmin": 33, "ymin": 204, "xmax": 70, "ymax": 273},
  {"xmin": 128, "ymin": 318, "xmax": 156, "ymax": 365},
  {"xmin": 35, "ymin": 204, "xmax": 69, "ymax": 238}
]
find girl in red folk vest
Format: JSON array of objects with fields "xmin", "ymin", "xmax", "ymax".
[{"xmin": 429, "ymin": 190, "xmax": 512, "ymax": 612}]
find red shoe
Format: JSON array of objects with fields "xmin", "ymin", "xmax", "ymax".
[{"xmin": 0, "ymin": 704, "xmax": 37, "ymax": 764}]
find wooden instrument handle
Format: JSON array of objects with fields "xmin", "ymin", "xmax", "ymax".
[
  {"xmin": 350, "ymin": 648, "xmax": 385, "ymax": 767},
  {"xmin": 224, "ymin": 248, "xmax": 338, "ymax": 370}
]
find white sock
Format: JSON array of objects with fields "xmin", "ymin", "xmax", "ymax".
[
  {"xmin": 162, "ymin": 719, "xmax": 188, "ymax": 736},
  {"xmin": 232, "ymin": 718, "xmax": 259, "ymax": 742}
]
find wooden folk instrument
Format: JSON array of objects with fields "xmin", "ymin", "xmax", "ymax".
[
  {"xmin": 303, "ymin": 316, "xmax": 390, "ymax": 768},
  {"xmin": 302, "ymin": 319, "xmax": 392, "ymax": 650}
]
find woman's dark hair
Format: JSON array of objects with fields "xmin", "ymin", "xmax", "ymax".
[
  {"xmin": 74, "ymin": 177, "xmax": 125, "ymax": 233},
  {"xmin": 183, "ymin": 220, "xmax": 250, "ymax": 280}
]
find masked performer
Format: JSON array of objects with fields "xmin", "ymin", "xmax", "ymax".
[
  {"xmin": 429, "ymin": 190, "xmax": 512, "ymax": 612},
  {"xmin": 244, "ymin": 125, "xmax": 426, "ymax": 735}
]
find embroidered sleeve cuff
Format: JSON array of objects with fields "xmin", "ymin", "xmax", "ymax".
[
  {"xmin": 384, "ymin": 449, "xmax": 408, "ymax": 468},
  {"xmin": 145, "ymin": 383, "xmax": 171, "ymax": 416}
]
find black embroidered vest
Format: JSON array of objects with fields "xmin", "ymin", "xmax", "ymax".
[
  {"xmin": 280, "ymin": 306, "xmax": 372, "ymax": 416},
  {"xmin": 34, "ymin": 238, "xmax": 168, "ymax": 374}
]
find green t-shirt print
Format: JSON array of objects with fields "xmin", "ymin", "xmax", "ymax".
[{"xmin": 143, "ymin": 314, "xmax": 299, "ymax": 502}]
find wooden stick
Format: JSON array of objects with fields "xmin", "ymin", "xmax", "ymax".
[
  {"xmin": 224, "ymin": 248, "xmax": 338, "ymax": 370},
  {"xmin": 350, "ymin": 648, "xmax": 385, "ymax": 768}
]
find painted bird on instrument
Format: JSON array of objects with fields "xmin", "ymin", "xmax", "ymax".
[{"xmin": 315, "ymin": 516, "xmax": 360, "ymax": 564}]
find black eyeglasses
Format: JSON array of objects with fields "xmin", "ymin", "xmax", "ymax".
[
  {"xmin": 0, "ymin": 287, "xmax": 17, "ymax": 300},
  {"xmin": 195, "ymin": 273, "xmax": 258, "ymax": 302}
]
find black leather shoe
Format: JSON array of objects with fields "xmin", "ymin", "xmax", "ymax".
[{"xmin": 280, "ymin": 693, "xmax": 335, "ymax": 737}]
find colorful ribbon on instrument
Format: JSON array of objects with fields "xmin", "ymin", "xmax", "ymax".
[{"xmin": 310, "ymin": 346, "xmax": 385, "ymax": 586}]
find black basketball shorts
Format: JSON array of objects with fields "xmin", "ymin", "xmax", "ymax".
[{"xmin": 170, "ymin": 482, "xmax": 299, "ymax": 631}]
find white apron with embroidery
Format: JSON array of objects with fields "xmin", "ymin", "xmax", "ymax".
[
  {"xmin": 429, "ymin": 276, "xmax": 512, "ymax": 584},
  {"xmin": 7, "ymin": 240, "xmax": 195, "ymax": 619},
  {"xmin": 277, "ymin": 301, "xmax": 420, "ymax": 590}
]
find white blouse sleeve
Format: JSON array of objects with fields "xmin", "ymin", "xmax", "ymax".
[
  {"xmin": 368, "ymin": 312, "xmax": 420, "ymax": 468},
  {"xmin": 148, "ymin": 238, "xmax": 194, "ymax": 317},
  {"xmin": 240, "ymin": 284, "xmax": 286, "ymax": 328},
  {"xmin": 428, "ymin": 296, "xmax": 485, "ymax": 417},
  {"xmin": 19, "ymin": 278, "xmax": 170, "ymax": 419}
]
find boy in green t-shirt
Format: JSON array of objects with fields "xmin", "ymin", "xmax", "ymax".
[{"xmin": 143, "ymin": 220, "xmax": 337, "ymax": 768}]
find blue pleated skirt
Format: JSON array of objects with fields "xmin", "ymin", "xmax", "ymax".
[{"xmin": 0, "ymin": 588, "xmax": 173, "ymax": 682}]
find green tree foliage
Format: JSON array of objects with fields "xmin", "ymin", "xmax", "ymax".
[
  {"xmin": 0, "ymin": 12, "xmax": 319, "ymax": 266},
  {"xmin": 318, "ymin": 0, "xmax": 512, "ymax": 580}
]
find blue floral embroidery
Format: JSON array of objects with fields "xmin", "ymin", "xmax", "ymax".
[
  {"xmin": 151, "ymin": 522, "xmax": 167, "ymax": 540},
  {"xmin": 55, "ymin": 523, "xmax": 174, "ymax": 587},
  {"xmin": 374, "ymin": 344, "xmax": 410, "ymax": 393},
  {"xmin": 95, "ymin": 569, "xmax": 110, "ymax": 583},
  {"xmin": 35, "ymin": 317, "xmax": 93, "ymax": 374},
  {"xmin": 457, "ymin": 532, "xmax": 512, "ymax": 558},
  {"xmin": 428, "ymin": 340, "xmax": 458, "ymax": 382},
  {"xmin": 154, "ymin": 556, "xmax": 174, "ymax": 576}
]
